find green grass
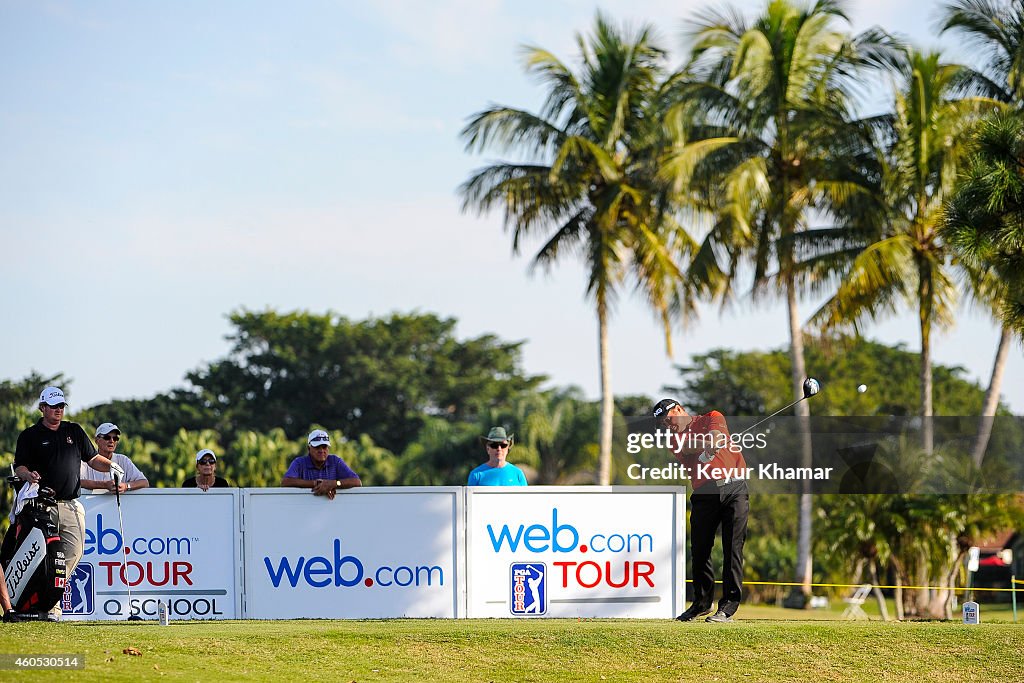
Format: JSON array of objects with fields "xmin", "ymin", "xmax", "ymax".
[{"xmin": 1, "ymin": 610, "xmax": 1021, "ymax": 682}]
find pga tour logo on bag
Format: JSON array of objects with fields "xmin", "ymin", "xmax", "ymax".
[
  {"xmin": 510, "ymin": 563, "xmax": 546, "ymax": 615},
  {"xmin": 62, "ymin": 563, "xmax": 95, "ymax": 615}
]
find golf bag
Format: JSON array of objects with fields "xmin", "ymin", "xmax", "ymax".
[{"xmin": 1, "ymin": 486, "xmax": 68, "ymax": 614}]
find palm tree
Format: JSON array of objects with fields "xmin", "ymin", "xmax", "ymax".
[
  {"xmin": 943, "ymin": 112, "xmax": 1024, "ymax": 339},
  {"xmin": 939, "ymin": 0, "xmax": 1024, "ymax": 104},
  {"xmin": 811, "ymin": 49, "xmax": 988, "ymax": 454},
  {"xmin": 516, "ymin": 388, "xmax": 600, "ymax": 484},
  {"xmin": 664, "ymin": 0, "xmax": 896, "ymax": 599},
  {"xmin": 961, "ymin": 268, "xmax": 1016, "ymax": 467},
  {"xmin": 816, "ymin": 494, "xmax": 895, "ymax": 620},
  {"xmin": 939, "ymin": 0, "xmax": 1024, "ymax": 463},
  {"xmin": 459, "ymin": 14, "xmax": 699, "ymax": 484}
]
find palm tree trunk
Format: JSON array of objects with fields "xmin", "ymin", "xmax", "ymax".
[
  {"xmin": 914, "ymin": 551, "xmax": 930, "ymax": 617},
  {"xmin": 597, "ymin": 300, "xmax": 614, "ymax": 486},
  {"xmin": 938, "ymin": 547, "xmax": 965, "ymax": 619},
  {"xmin": 919, "ymin": 281, "xmax": 933, "ymax": 455},
  {"xmin": 868, "ymin": 562, "xmax": 890, "ymax": 621},
  {"xmin": 787, "ymin": 277, "xmax": 814, "ymax": 599},
  {"xmin": 971, "ymin": 325, "xmax": 1013, "ymax": 467},
  {"xmin": 892, "ymin": 557, "xmax": 906, "ymax": 621}
]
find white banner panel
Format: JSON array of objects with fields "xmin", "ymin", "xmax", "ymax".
[
  {"xmin": 466, "ymin": 487, "xmax": 685, "ymax": 618},
  {"xmin": 242, "ymin": 488, "xmax": 463, "ymax": 619},
  {"xmin": 62, "ymin": 490, "xmax": 241, "ymax": 621}
]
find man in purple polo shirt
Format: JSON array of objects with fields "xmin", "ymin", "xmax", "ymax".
[{"xmin": 281, "ymin": 429, "xmax": 361, "ymax": 500}]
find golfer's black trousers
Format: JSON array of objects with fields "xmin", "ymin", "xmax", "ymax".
[{"xmin": 688, "ymin": 480, "xmax": 749, "ymax": 616}]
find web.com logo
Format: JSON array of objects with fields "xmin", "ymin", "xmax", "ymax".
[
  {"xmin": 263, "ymin": 539, "xmax": 443, "ymax": 589},
  {"xmin": 487, "ymin": 508, "xmax": 657, "ymax": 590},
  {"xmin": 486, "ymin": 508, "xmax": 653, "ymax": 554}
]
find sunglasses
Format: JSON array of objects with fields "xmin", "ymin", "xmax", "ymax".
[
  {"xmin": 98, "ymin": 434, "xmax": 120, "ymax": 442},
  {"xmin": 486, "ymin": 441, "xmax": 509, "ymax": 449},
  {"xmin": 45, "ymin": 403, "xmax": 67, "ymax": 410},
  {"xmin": 198, "ymin": 458, "xmax": 216, "ymax": 465}
]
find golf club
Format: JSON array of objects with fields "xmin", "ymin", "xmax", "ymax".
[
  {"xmin": 733, "ymin": 377, "xmax": 821, "ymax": 437},
  {"xmin": 112, "ymin": 471, "xmax": 142, "ymax": 621}
]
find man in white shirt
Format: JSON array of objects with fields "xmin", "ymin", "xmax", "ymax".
[{"xmin": 80, "ymin": 423, "xmax": 149, "ymax": 494}]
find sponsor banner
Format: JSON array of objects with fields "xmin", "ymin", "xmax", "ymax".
[
  {"xmin": 466, "ymin": 487, "xmax": 685, "ymax": 618},
  {"xmin": 242, "ymin": 488, "xmax": 463, "ymax": 619},
  {"xmin": 62, "ymin": 490, "xmax": 241, "ymax": 621}
]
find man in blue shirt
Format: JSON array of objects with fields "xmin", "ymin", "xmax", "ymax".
[
  {"xmin": 467, "ymin": 427, "xmax": 528, "ymax": 486},
  {"xmin": 282, "ymin": 429, "xmax": 361, "ymax": 500}
]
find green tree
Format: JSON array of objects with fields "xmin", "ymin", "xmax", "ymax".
[
  {"xmin": 224, "ymin": 429, "xmax": 296, "ymax": 488},
  {"xmin": 459, "ymin": 13, "xmax": 698, "ymax": 485},
  {"xmin": 943, "ymin": 112, "xmax": 1024, "ymax": 336},
  {"xmin": 939, "ymin": 0, "xmax": 1024, "ymax": 104},
  {"xmin": 812, "ymin": 48, "xmax": 995, "ymax": 455},
  {"xmin": 943, "ymin": 112, "xmax": 1024, "ymax": 471},
  {"xmin": 178, "ymin": 310, "xmax": 541, "ymax": 453},
  {"xmin": 516, "ymin": 388, "xmax": 599, "ymax": 484},
  {"xmin": 669, "ymin": 338, "xmax": 999, "ymax": 418},
  {"xmin": 817, "ymin": 429, "xmax": 1024, "ymax": 619},
  {"xmin": 665, "ymin": 0, "xmax": 896, "ymax": 598},
  {"xmin": 938, "ymin": 0, "xmax": 1024, "ymax": 464},
  {"xmin": 398, "ymin": 417, "xmax": 483, "ymax": 486},
  {"xmin": 77, "ymin": 389, "xmax": 214, "ymax": 449},
  {"xmin": 815, "ymin": 493, "xmax": 895, "ymax": 619},
  {"xmin": 149, "ymin": 428, "xmax": 224, "ymax": 488}
]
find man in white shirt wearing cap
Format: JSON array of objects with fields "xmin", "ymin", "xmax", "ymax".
[
  {"xmin": 282, "ymin": 429, "xmax": 360, "ymax": 500},
  {"xmin": 81, "ymin": 423, "xmax": 150, "ymax": 494}
]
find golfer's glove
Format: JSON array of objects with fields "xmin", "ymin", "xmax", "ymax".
[{"xmin": 109, "ymin": 462, "xmax": 125, "ymax": 480}]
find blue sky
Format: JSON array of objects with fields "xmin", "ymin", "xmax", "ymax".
[{"xmin": 1, "ymin": 0, "xmax": 1020, "ymax": 414}]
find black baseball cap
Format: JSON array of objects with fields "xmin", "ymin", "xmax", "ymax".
[{"xmin": 652, "ymin": 398, "xmax": 680, "ymax": 417}]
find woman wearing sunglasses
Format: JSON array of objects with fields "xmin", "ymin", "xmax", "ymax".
[{"xmin": 181, "ymin": 449, "xmax": 231, "ymax": 491}]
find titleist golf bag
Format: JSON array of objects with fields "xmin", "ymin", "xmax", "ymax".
[{"xmin": 1, "ymin": 485, "xmax": 68, "ymax": 615}]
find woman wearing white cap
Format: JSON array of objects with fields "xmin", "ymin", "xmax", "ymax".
[{"xmin": 181, "ymin": 449, "xmax": 231, "ymax": 491}]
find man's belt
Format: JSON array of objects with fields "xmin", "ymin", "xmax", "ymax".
[{"xmin": 696, "ymin": 478, "xmax": 737, "ymax": 489}]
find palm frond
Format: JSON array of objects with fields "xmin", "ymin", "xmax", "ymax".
[
  {"xmin": 460, "ymin": 107, "xmax": 565, "ymax": 156},
  {"xmin": 808, "ymin": 235, "xmax": 917, "ymax": 332}
]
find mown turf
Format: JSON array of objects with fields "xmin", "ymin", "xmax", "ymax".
[{"xmin": 0, "ymin": 614, "xmax": 1020, "ymax": 682}]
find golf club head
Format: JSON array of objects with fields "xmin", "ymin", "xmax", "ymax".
[{"xmin": 802, "ymin": 377, "xmax": 820, "ymax": 398}]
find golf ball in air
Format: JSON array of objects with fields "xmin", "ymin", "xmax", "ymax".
[{"xmin": 857, "ymin": 384, "xmax": 868, "ymax": 393}]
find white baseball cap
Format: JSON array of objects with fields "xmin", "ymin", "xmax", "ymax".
[
  {"xmin": 95, "ymin": 423, "xmax": 121, "ymax": 437},
  {"xmin": 196, "ymin": 449, "xmax": 217, "ymax": 462},
  {"xmin": 39, "ymin": 386, "xmax": 67, "ymax": 406},
  {"xmin": 308, "ymin": 429, "xmax": 330, "ymax": 446}
]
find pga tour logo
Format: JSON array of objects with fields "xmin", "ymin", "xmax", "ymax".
[
  {"xmin": 62, "ymin": 563, "xmax": 95, "ymax": 615},
  {"xmin": 510, "ymin": 563, "xmax": 546, "ymax": 615}
]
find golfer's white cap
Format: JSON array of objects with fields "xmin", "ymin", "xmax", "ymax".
[
  {"xmin": 308, "ymin": 429, "xmax": 330, "ymax": 446},
  {"xmin": 39, "ymin": 386, "xmax": 67, "ymax": 406},
  {"xmin": 196, "ymin": 449, "xmax": 217, "ymax": 462},
  {"xmin": 95, "ymin": 423, "xmax": 120, "ymax": 437}
]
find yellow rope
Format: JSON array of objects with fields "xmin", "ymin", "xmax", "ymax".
[{"xmin": 686, "ymin": 579, "xmax": 1021, "ymax": 593}]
